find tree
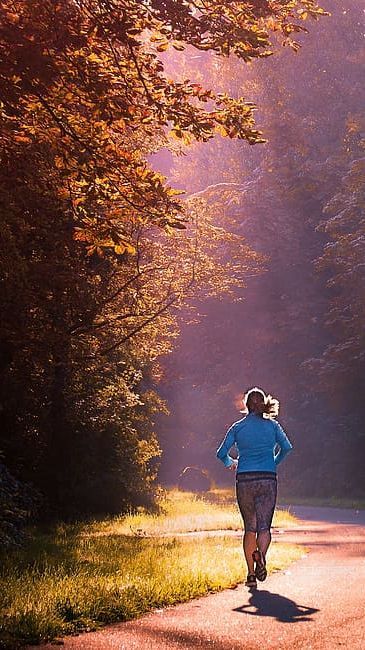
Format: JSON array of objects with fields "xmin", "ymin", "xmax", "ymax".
[
  {"xmin": 156, "ymin": 0, "xmax": 365, "ymax": 497},
  {"xmin": 304, "ymin": 119, "xmax": 365, "ymax": 492},
  {"xmin": 1, "ymin": 0, "xmax": 327, "ymax": 514}
]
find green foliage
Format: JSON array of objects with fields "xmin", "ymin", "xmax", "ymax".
[{"xmin": 0, "ymin": 461, "xmax": 38, "ymax": 547}]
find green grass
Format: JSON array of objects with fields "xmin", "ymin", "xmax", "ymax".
[
  {"xmin": 278, "ymin": 496, "xmax": 365, "ymax": 510},
  {"xmin": 0, "ymin": 490, "xmax": 302, "ymax": 648},
  {"xmin": 86, "ymin": 488, "xmax": 297, "ymax": 538}
]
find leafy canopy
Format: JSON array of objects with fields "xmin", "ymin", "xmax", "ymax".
[{"xmin": 0, "ymin": 0, "xmax": 327, "ymax": 254}]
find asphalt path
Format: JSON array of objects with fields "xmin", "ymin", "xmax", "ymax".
[
  {"xmin": 285, "ymin": 504, "xmax": 365, "ymax": 526},
  {"xmin": 32, "ymin": 506, "xmax": 365, "ymax": 650}
]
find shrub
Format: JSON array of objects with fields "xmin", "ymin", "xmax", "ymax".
[{"xmin": 0, "ymin": 460, "xmax": 39, "ymax": 547}]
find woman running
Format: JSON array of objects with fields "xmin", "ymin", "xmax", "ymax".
[{"xmin": 216, "ymin": 387, "xmax": 293, "ymax": 588}]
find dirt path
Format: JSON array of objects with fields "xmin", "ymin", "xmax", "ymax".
[{"xmin": 33, "ymin": 507, "xmax": 365, "ymax": 650}]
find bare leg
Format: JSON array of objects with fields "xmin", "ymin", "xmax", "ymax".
[
  {"xmin": 257, "ymin": 529, "xmax": 271, "ymax": 559},
  {"xmin": 243, "ymin": 531, "xmax": 257, "ymax": 574}
]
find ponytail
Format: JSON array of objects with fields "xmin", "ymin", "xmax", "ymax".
[{"xmin": 261, "ymin": 394, "xmax": 279, "ymax": 418}]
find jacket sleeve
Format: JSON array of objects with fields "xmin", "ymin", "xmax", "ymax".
[
  {"xmin": 274, "ymin": 421, "xmax": 293, "ymax": 466},
  {"xmin": 216, "ymin": 424, "xmax": 237, "ymax": 468}
]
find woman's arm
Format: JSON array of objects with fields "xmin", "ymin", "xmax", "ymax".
[
  {"xmin": 274, "ymin": 421, "xmax": 293, "ymax": 465},
  {"xmin": 216, "ymin": 424, "xmax": 237, "ymax": 468}
]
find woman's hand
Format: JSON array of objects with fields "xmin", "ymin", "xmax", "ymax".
[{"xmin": 229, "ymin": 459, "xmax": 238, "ymax": 471}]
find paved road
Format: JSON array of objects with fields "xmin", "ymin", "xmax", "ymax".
[
  {"xmin": 284, "ymin": 504, "xmax": 365, "ymax": 526},
  {"xmin": 33, "ymin": 507, "xmax": 365, "ymax": 650}
]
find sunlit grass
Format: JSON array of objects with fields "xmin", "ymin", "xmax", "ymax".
[
  {"xmin": 0, "ymin": 489, "xmax": 301, "ymax": 647},
  {"xmin": 86, "ymin": 488, "xmax": 297, "ymax": 538}
]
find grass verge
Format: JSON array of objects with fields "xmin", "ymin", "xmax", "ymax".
[
  {"xmin": 278, "ymin": 496, "xmax": 365, "ymax": 510},
  {"xmin": 86, "ymin": 488, "xmax": 297, "ymax": 537},
  {"xmin": 0, "ymin": 490, "xmax": 302, "ymax": 648}
]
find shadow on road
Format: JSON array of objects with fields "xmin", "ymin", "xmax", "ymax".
[
  {"xmin": 128, "ymin": 623, "xmax": 248, "ymax": 650},
  {"xmin": 233, "ymin": 589, "xmax": 319, "ymax": 623}
]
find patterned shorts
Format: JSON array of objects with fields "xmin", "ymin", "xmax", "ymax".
[{"xmin": 236, "ymin": 471, "xmax": 277, "ymax": 533}]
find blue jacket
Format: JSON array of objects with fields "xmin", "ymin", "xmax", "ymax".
[{"xmin": 216, "ymin": 413, "xmax": 293, "ymax": 473}]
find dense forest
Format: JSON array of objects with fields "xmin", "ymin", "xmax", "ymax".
[
  {"xmin": 0, "ymin": 0, "xmax": 363, "ymax": 535},
  {"xmin": 157, "ymin": 0, "xmax": 365, "ymax": 498}
]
